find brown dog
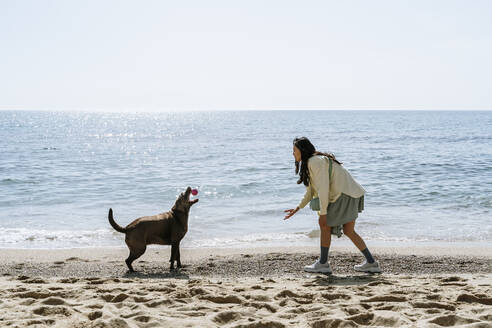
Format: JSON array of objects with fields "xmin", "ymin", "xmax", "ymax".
[{"xmin": 108, "ymin": 187, "xmax": 198, "ymax": 272}]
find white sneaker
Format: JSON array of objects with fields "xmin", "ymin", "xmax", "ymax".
[
  {"xmin": 354, "ymin": 261, "xmax": 381, "ymax": 273},
  {"xmin": 304, "ymin": 260, "xmax": 332, "ymax": 273}
]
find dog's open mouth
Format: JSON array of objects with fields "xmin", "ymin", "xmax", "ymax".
[{"xmin": 186, "ymin": 187, "xmax": 199, "ymax": 205}]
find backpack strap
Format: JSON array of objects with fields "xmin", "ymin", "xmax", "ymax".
[{"xmin": 328, "ymin": 157, "xmax": 332, "ymax": 180}]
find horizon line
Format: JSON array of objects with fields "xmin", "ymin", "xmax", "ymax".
[{"xmin": 1, "ymin": 108, "xmax": 491, "ymax": 113}]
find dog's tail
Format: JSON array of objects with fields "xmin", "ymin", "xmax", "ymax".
[{"xmin": 108, "ymin": 208, "xmax": 127, "ymax": 233}]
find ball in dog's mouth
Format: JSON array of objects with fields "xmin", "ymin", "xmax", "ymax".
[{"xmin": 191, "ymin": 189, "xmax": 198, "ymax": 196}]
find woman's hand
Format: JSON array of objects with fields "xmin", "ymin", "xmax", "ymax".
[{"xmin": 284, "ymin": 207, "xmax": 299, "ymax": 220}]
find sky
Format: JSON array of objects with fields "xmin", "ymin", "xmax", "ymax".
[{"xmin": 0, "ymin": 0, "xmax": 491, "ymax": 111}]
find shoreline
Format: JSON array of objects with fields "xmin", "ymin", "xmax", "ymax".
[
  {"xmin": 1, "ymin": 243, "xmax": 491, "ymax": 261},
  {"xmin": 2, "ymin": 239, "xmax": 491, "ymax": 252}
]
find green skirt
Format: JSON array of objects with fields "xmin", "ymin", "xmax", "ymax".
[{"xmin": 325, "ymin": 193, "xmax": 364, "ymax": 227}]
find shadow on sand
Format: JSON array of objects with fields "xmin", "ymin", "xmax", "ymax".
[
  {"xmin": 305, "ymin": 273, "xmax": 386, "ymax": 286},
  {"xmin": 123, "ymin": 269, "xmax": 190, "ymax": 280}
]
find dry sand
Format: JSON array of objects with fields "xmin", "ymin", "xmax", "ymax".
[{"xmin": 0, "ymin": 245, "xmax": 491, "ymax": 327}]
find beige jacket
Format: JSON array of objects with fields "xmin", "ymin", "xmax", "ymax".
[{"xmin": 298, "ymin": 155, "xmax": 365, "ymax": 215}]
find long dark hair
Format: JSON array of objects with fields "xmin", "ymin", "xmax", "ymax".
[{"xmin": 293, "ymin": 137, "xmax": 342, "ymax": 186}]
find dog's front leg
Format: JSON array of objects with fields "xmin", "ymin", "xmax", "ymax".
[{"xmin": 169, "ymin": 243, "xmax": 177, "ymax": 271}]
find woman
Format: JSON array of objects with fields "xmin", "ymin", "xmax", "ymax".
[{"xmin": 284, "ymin": 137, "xmax": 380, "ymax": 274}]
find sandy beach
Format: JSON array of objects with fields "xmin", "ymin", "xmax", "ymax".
[{"xmin": 1, "ymin": 245, "xmax": 491, "ymax": 327}]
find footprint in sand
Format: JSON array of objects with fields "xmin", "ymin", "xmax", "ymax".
[
  {"xmin": 88, "ymin": 311, "xmax": 103, "ymax": 320},
  {"xmin": 213, "ymin": 311, "xmax": 242, "ymax": 324},
  {"xmin": 457, "ymin": 294, "xmax": 492, "ymax": 305},
  {"xmin": 428, "ymin": 314, "xmax": 480, "ymax": 326},
  {"xmin": 100, "ymin": 294, "xmax": 114, "ymax": 302},
  {"xmin": 346, "ymin": 312, "xmax": 374, "ymax": 325},
  {"xmin": 33, "ymin": 306, "xmax": 72, "ymax": 317},
  {"xmin": 41, "ymin": 297, "xmax": 66, "ymax": 305}
]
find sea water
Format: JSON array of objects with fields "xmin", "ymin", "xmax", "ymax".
[{"xmin": 0, "ymin": 110, "xmax": 491, "ymax": 248}]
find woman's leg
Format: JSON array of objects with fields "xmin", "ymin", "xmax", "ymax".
[
  {"xmin": 343, "ymin": 220, "xmax": 375, "ymax": 264},
  {"xmin": 319, "ymin": 216, "xmax": 331, "ymax": 264},
  {"xmin": 342, "ymin": 220, "xmax": 366, "ymax": 250},
  {"xmin": 304, "ymin": 217, "xmax": 332, "ymax": 272}
]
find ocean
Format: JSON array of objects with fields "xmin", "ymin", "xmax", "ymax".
[{"xmin": 0, "ymin": 110, "xmax": 491, "ymax": 249}]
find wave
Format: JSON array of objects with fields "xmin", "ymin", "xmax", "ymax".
[
  {"xmin": 0, "ymin": 225, "xmax": 490, "ymax": 249},
  {"xmin": 0, "ymin": 228, "xmax": 121, "ymax": 249}
]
